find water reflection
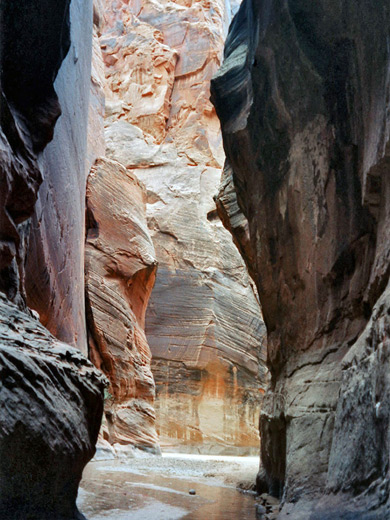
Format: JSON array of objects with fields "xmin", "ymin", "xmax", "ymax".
[{"xmin": 78, "ymin": 458, "xmax": 257, "ymax": 519}]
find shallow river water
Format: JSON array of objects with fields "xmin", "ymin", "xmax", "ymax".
[{"xmin": 78, "ymin": 454, "xmax": 259, "ymax": 520}]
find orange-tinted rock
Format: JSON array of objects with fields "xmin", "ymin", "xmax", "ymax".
[
  {"xmin": 85, "ymin": 157, "xmax": 159, "ymax": 451},
  {"xmin": 101, "ymin": 0, "xmax": 231, "ymax": 165},
  {"xmin": 101, "ymin": 3, "xmax": 178, "ymax": 143},
  {"xmin": 101, "ymin": 0, "xmax": 268, "ymax": 453}
]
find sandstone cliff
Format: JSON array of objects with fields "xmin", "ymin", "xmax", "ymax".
[
  {"xmin": 0, "ymin": 1, "xmax": 105, "ymax": 517},
  {"xmin": 100, "ymin": 0, "xmax": 268, "ymax": 453},
  {"xmin": 212, "ymin": 0, "xmax": 390, "ymax": 517},
  {"xmin": 85, "ymin": 157, "xmax": 159, "ymax": 452},
  {"xmin": 23, "ymin": 0, "xmax": 95, "ymax": 355},
  {"xmin": 84, "ymin": 4, "xmax": 160, "ymax": 454}
]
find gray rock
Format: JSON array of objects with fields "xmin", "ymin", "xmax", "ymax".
[
  {"xmin": 0, "ymin": 294, "xmax": 105, "ymax": 519},
  {"xmin": 211, "ymin": 0, "xmax": 390, "ymax": 516},
  {"xmin": 255, "ymin": 504, "xmax": 267, "ymax": 519}
]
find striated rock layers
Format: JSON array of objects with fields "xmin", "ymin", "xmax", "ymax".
[
  {"xmin": 83, "ymin": 3, "xmax": 160, "ymax": 453},
  {"xmin": 85, "ymin": 157, "xmax": 159, "ymax": 452},
  {"xmin": 100, "ymin": 0, "xmax": 267, "ymax": 453},
  {"xmin": 212, "ymin": 0, "xmax": 390, "ymax": 517},
  {"xmin": 0, "ymin": 1, "xmax": 105, "ymax": 518}
]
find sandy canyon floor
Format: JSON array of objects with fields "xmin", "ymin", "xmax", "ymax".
[{"xmin": 78, "ymin": 453, "xmax": 260, "ymax": 519}]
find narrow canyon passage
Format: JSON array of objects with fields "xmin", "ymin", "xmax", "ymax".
[
  {"xmin": 81, "ymin": 0, "xmax": 269, "ymax": 517},
  {"xmin": 86, "ymin": 0, "xmax": 267, "ymax": 463},
  {"xmin": 2, "ymin": 0, "xmax": 390, "ymax": 519}
]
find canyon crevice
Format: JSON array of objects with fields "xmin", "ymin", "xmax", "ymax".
[
  {"xmin": 3, "ymin": 0, "xmax": 390, "ymax": 517},
  {"xmin": 212, "ymin": 0, "xmax": 390, "ymax": 517},
  {"xmin": 90, "ymin": 0, "xmax": 268, "ymax": 454}
]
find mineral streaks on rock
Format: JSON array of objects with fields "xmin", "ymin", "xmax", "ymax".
[
  {"xmin": 0, "ymin": 294, "xmax": 105, "ymax": 520},
  {"xmin": 212, "ymin": 0, "xmax": 390, "ymax": 516},
  {"xmin": 142, "ymin": 156, "xmax": 267, "ymax": 452},
  {"xmin": 100, "ymin": 0, "xmax": 267, "ymax": 453},
  {"xmin": 85, "ymin": 157, "xmax": 159, "ymax": 451},
  {"xmin": 106, "ymin": 121, "xmax": 267, "ymax": 453},
  {"xmin": 24, "ymin": 0, "xmax": 94, "ymax": 354}
]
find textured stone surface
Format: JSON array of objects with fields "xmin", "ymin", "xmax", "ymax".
[
  {"xmin": 87, "ymin": 1, "xmax": 106, "ymax": 167},
  {"xmin": 0, "ymin": 0, "xmax": 72, "ymax": 305},
  {"xmin": 100, "ymin": 0, "xmax": 267, "ymax": 453},
  {"xmin": 101, "ymin": 0, "xmax": 233, "ymax": 166},
  {"xmin": 0, "ymin": 1, "xmax": 105, "ymax": 517},
  {"xmin": 85, "ymin": 157, "xmax": 159, "ymax": 451},
  {"xmin": 212, "ymin": 0, "xmax": 390, "ymax": 515},
  {"xmin": 0, "ymin": 294, "xmax": 105, "ymax": 520},
  {"xmin": 24, "ymin": 0, "xmax": 94, "ymax": 354}
]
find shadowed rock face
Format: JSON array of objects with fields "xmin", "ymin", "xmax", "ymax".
[
  {"xmin": 100, "ymin": 0, "xmax": 268, "ymax": 453},
  {"xmin": 0, "ymin": 1, "xmax": 105, "ymax": 517},
  {"xmin": 0, "ymin": 0, "xmax": 71, "ymax": 303},
  {"xmin": 0, "ymin": 294, "xmax": 105, "ymax": 520},
  {"xmin": 212, "ymin": 0, "xmax": 390, "ymax": 516},
  {"xmin": 85, "ymin": 157, "xmax": 159, "ymax": 452},
  {"xmin": 23, "ymin": 0, "xmax": 94, "ymax": 354}
]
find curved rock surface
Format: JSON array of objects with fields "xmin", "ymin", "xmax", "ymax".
[
  {"xmin": 101, "ymin": 0, "xmax": 268, "ymax": 453},
  {"xmin": 85, "ymin": 157, "xmax": 159, "ymax": 451},
  {"xmin": 212, "ymin": 0, "xmax": 390, "ymax": 516},
  {"xmin": 0, "ymin": 1, "xmax": 105, "ymax": 516},
  {"xmin": 23, "ymin": 0, "xmax": 94, "ymax": 354},
  {"xmin": 0, "ymin": 294, "xmax": 105, "ymax": 520}
]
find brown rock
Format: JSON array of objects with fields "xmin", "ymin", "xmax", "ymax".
[
  {"xmin": 100, "ymin": 0, "xmax": 268, "ymax": 453},
  {"xmin": 0, "ymin": 1, "xmax": 105, "ymax": 517},
  {"xmin": 85, "ymin": 157, "xmax": 159, "ymax": 451},
  {"xmin": 212, "ymin": 0, "xmax": 390, "ymax": 517}
]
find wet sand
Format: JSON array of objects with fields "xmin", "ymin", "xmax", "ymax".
[{"xmin": 78, "ymin": 453, "xmax": 260, "ymax": 519}]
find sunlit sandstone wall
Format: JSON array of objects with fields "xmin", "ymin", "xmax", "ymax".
[
  {"xmin": 99, "ymin": 0, "xmax": 267, "ymax": 453},
  {"xmin": 84, "ymin": 5, "xmax": 159, "ymax": 454}
]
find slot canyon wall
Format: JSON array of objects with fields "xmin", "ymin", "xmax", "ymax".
[
  {"xmin": 212, "ymin": 0, "xmax": 390, "ymax": 517},
  {"xmin": 92, "ymin": 0, "xmax": 269, "ymax": 454},
  {"xmin": 85, "ymin": 2, "xmax": 160, "ymax": 455},
  {"xmin": 0, "ymin": 1, "xmax": 105, "ymax": 518},
  {"xmin": 85, "ymin": 156, "xmax": 160, "ymax": 453}
]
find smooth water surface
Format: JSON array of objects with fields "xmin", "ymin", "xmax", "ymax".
[{"xmin": 78, "ymin": 456, "xmax": 258, "ymax": 520}]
